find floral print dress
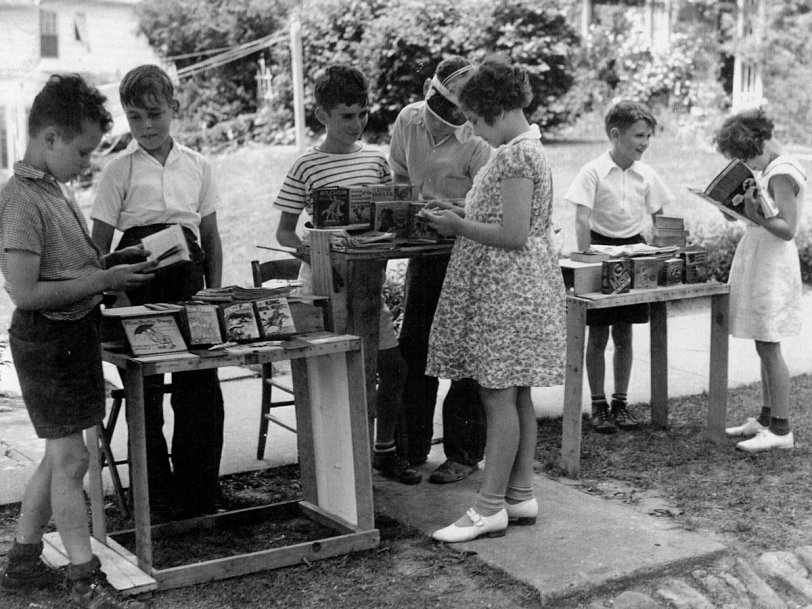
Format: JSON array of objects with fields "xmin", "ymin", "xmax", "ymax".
[{"xmin": 425, "ymin": 126, "xmax": 566, "ymax": 389}]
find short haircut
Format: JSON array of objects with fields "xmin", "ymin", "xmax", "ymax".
[
  {"xmin": 604, "ymin": 100, "xmax": 657, "ymax": 137},
  {"xmin": 119, "ymin": 64, "xmax": 175, "ymax": 109},
  {"xmin": 713, "ymin": 108, "xmax": 774, "ymax": 160},
  {"xmin": 28, "ymin": 74, "xmax": 112, "ymax": 139},
  {"xmin": 458, "ymin": 59, "xmax": 533, "ymax": 126},
  {"xmin": 313, "ymin": 64, "xmax": 368, "ymax": 112}
]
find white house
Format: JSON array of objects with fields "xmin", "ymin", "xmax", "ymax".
[{"xmin": 0, "ymin": 0, "xmax": 164, "ymax": 181}]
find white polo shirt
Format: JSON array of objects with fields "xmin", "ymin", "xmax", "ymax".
[
  {"xmin": 565, "ymin": 151, "xmax": 673, "ymax": 238},
  {"xmin": 91, "ymin": 138, "xmax": 220, "ymax": 240}
]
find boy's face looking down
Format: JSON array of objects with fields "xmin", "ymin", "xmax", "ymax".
[
  {"xmin": 316, "ymin": 103, "xmax": 368, "ymax": 151},
  {"xmin": 609, "ymin": 119, "xmax": 653, "ymax": 170},
  {"xmin": 124, "ymin": 94, "xmax": 176, "ymax": 159},
  {"xmin": 44, "ymin": 119, "xmax": 104, "ymax": 183}
]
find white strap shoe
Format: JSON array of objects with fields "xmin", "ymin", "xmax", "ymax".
[
  {"xmin": 432, "ymin": 507, "xmax": 508, "ymax": 543},
  {"xmin": 736, "ymin": 429, "xmax": 794, "ymax": 452},
  {"xmin": 725, "ymin": 417, "xmax": 766, "ymax": 437},
  {"xmin": 506, "ymin": 497, "xmax": 538, "ymax": 525}
]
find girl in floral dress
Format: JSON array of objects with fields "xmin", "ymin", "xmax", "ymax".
[
  {"xmin": 718, "ymin": 109, "xmax": 806, "ymax": 452},
  {"xmin": 420, "ymin": 59, "xmax": 566, "ymax": 542}
]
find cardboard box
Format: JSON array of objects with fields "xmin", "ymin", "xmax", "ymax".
[
  {"xmin": 632, "ymin": 257, "xmax": 660, "ymax": 289},
  {"xmin": 569, "ymin": 251, "xmax": 611, "ymax": 263},
  {"xmin": 312, "ymin": 184, "xmax": 417, "ymax": 229},
  {"xmin": 659, "ymin": 258, "xmax": 684, "ymax": 286},
  {"xmin": 371, "ymin": 200, "xmax": 411, "ymax": 236},
  {"xmin": 601, "ymin": 259, "xmax": 632, "ymax": 294},
  {"xmin": 560, "ymin": 260, "xmax": 603, "ymax": 294},
  {"xmin": 653, "ymin": 215, "xmax": 685, "ymax": 230},
  {"xmin": 679, "ymin": 248, "xmax": 708, "ymax": 283}
]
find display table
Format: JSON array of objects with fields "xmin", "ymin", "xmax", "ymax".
[
  {"xmin": 305, "ymin": 230, "xmax": 453, "ymax": 422},
  {"xmin": 84, "ymin": 332, "xmax": 378, "ymax": 591},
  {"xmin": 562, "ymin": 282, "xmax": 730, "ymax": 476}
]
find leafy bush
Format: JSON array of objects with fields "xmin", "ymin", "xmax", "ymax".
[
  {"xmin": 685, "ymin": 217, "xmax": 744, "ymax": 283},
  {"xmin": 299, "ymin": 0, "xmax": 579, "ymax": 134}
]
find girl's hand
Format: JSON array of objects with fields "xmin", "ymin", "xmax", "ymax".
[
  {"xmin": 104, "ymin": 260, "xmax": 158, "ymax": 291},
  {"xmin": 425, "ymin": 200, "xmax": 465, "ymax": 217},
  {"xmin": 743, "ymin": 185, "xmax": 765, "ymax": 223},
  {"xmin": 418, "ymin": 208, "xmax": 459, "ymax": 237}
]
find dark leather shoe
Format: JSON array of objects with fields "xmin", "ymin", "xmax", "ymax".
[{"xmin": 428, "ymin": 460, "xmax": 478, "ymax": 484}]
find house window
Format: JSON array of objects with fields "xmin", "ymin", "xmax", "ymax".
[
  {"xmin": 0, "ymin": 106, "xmax": 8, "ymax": 170},
  {"xmin": 40, "ymin": 10, "xmax": 58, "ymax": 58}
]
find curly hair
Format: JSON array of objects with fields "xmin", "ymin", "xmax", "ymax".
[
  {"xmin": 120, "ymin": 64, "xmax": 175, "ymax": 109},
  {"xmin": 28, "ymin": 74, "xmax": 112, "ymax": 139},
  {"xmin": 713, "ymin": 109, "xmax": 775, "ymax": 160},
  {"xmin": 458, "ymin": 59, "xmax": 533, "ymax": 126},
  {"xmin": 313, "ymin": 64, "xmax": 369, "ymax": 112},
  {"xmin": 604, "ymin": 100, "xmax": 656, "ymax": 137}
]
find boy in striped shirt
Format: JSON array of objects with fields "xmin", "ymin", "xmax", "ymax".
[{"xmin": 273, "ymin": 64, "xmax": 420, "ymax": 485}]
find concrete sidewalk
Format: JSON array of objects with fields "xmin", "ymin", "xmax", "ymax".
[{"xmin": 2, "ymin": 288, "xmax": 812, "ymax": 600}]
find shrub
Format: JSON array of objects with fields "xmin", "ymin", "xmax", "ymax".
[{"xmin": 685, "ymin": 216, "xmax": 744, "ymax": 283}]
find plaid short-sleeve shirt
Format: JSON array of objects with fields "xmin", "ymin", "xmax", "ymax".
[{"xmin": 0, "ymin": 162, "xmax": 104, "ymax": 320}]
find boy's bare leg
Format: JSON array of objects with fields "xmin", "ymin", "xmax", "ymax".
[
  {"xmin": 15, "ymin": 452, "xmax": 54, "ymax": 545},
  {"xmin": 586, "ymin": 325, "xmax": 610, "ymax": 396},
  {"xmin": 611, "ymin": 322, "xmax": 633, "ymax": 395},
  {"xmin": 48, "ymin": 433, "xmax": 93, "ymax": 565}
]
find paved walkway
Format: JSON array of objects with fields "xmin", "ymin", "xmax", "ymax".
[{"xmin": 1, "ymin": 288, "xmax": 812, "ymax": 603}]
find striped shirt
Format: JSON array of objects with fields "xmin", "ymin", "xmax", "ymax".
[
  {"xmin": 272, "ymin": 145, "xmax": 391, "ymax": 217},
  {"xmin": 0, "ymin": 162, "xmax": 104, "ymax": 320}
]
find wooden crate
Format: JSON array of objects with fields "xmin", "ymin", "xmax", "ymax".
[{"xmin": 559, "ymin": 260, "xmax": 603, "ymax": 295}]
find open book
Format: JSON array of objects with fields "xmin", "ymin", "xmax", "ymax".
[
  {"xmin": 140, "ymin": 224, "xmax": 191, "ymax": 271},
  {"xmin": 688, "ymin": 159, "xmax": 778, "ymax": 224}
]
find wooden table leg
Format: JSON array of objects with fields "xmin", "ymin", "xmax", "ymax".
[
  {"xmin": 561, "ymin": 299, "xmax": 587, "ymax": 477},
  {"xmin": 649, "ymin": 301, "xmax": 668, "ymax": 428},
  {"xmin": 124, "ymin": 367, "xmax": 153, "ymax": 572},
  {"xmin": 707, "ymin": 293, "xmax": 729, "ymax": 442},
  {"xmin": 345, "ymin": 259, "xmax": 385, "ymax": 442}
]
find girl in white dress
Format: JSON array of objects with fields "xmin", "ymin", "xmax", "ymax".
[{"xmin": 717, "ymin": 109, "xmax": 807, "ymax": 452}]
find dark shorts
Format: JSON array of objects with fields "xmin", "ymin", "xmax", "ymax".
[
  {"xmin": 9, "ymin": 307, "xmax": 105, "ymax": 439},
  {"xmin": 586, "ymin": 231, "xmax": 650, "ymax": 327}
]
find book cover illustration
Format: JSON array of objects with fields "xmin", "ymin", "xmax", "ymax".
[
  {"xmin": 601, "ymin": 259, "xmax": 632, "ymax": 294},
  {"xmin": 121, "ymin": 315, "xmax": 187, "ymax": 356},
  {"xmin": 220, "ymin": 302, "xmax": 261, "ymax": 342},
  {"xmin": 255, "ymin": 297, "xmax": 297, "ymax": 339},
  {"xmin": 140, "ymin": 224, "xmax": 191, "ymax": 271},
  {"xmin": 182, "ymin": 303, "xmax": 223, "ymax": 346},
  {"xmin": 372, "ymin": 201, "xmax": 411, "ymax": 236},
  {"xmin": 688, "ymin": 159, "xmax": 778, "ymax": 223},
  {"xmin": 312, "ymin": 188, "xmax": 349, "ymax": 228}
]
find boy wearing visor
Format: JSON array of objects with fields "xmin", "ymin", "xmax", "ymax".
[{"xmin": 390, "ymin": 56, "xmax": 492, "ymax": 484}]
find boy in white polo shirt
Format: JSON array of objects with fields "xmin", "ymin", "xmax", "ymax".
[
  {"xmin": 91, "ymin": 64, "xmax": 225, "ymax": 517},
  {"xmin": 565, "ymin": 100, "xmax": 673, "ymax": 434},
  {"xmin": 389, "ymin": 56, "xmax": 492, "ymax": 484}
]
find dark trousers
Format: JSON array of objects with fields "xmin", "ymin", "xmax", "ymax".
[
  {"xmin": 398, "ymin": 256, "xmax": 485, "ymax": 466},
  {"xmin": 118, "ymin": 225, "xmax": 225, "ymax": 514}
]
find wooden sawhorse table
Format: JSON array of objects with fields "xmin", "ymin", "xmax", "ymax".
[
  {"xmin": 562, "ymin": 282, "xmax": 731, "ymax": 476},
  {"xmin": 79, "ymin": 332, "xmax": 378, "ymax": 591}
]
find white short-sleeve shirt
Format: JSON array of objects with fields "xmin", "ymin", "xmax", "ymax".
[
  {"xmin": 564, "ymin": 151, "xmax": 673, "ymax": 239},
  {"xmin": 91, "ymin": 138, "xmax": 220, "ymax": 240}
]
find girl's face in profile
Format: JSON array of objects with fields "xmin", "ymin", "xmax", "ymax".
[{"xmin": 462, "ymin": 108, "xmax": 501, "ymax": 147}]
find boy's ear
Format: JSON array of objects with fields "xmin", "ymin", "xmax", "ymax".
[
  {"xmin": 314, "ymin": 106, "xmax": 329, "ymax": 127},
  {"xmin": 41, "ymin": 126, "xmax": 61, "ymax": 150},
  {"xmin": 608, "ymin": 126, "xmax": 620, "ymax": 141}
]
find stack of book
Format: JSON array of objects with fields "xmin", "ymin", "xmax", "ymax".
[
  {"xmin": 651, "ymin": 215, "xmax": 687, "ymax": 247},
  {"xmin": 192, "ymin": 284, "xmax": 299, "ymax": 303}
]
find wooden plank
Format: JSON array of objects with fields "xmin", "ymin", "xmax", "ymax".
[
  {"xmin": 572, "ymin": 282, "xmax": 730, "ymax": 309},
  {"xmin": 123, "ymin": 367, "xmax": 153, "ymax": 572},
  {"xmin": 707, "ymin": 292, "xmax": 729, "ymax": 442},
  {"xmin": 309, "ymin": 230, "xmax": 338, "ymax": 331},
  {"xmin": 561, "ymin": 299, "xmax": 588, "ymax": 477},
  {"xmin": 299, "ymin": 500, "xmax": 371, "ymax": 535},
  {"xmin": 153, "ymin": 529, "xmax": 380, "ymax": 591},
  {"xmin": 42, "ymin": 532, "xmax": 157, "ymax": 595},
  {"xmin": 291, "ymin": 357, "xmax": 317, "ymax": 506},
  {"xmin": 649, "ymin": 302, "xmax": 669, "ymax": 428},
  {"xmin": 344, "ymin": 348, "xmax": 374, "ymax": 530},
  {"xmin": 84, "ymin": 425, "xmax": 107, "ymax": 542},
  {"xmin": 303, "ymin": 351, "xmax": 359, "ymax": 525}
]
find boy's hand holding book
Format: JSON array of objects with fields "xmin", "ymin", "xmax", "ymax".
[{"xmin": 105, "ymin": 244, "xmax": 150, "ymax": 267}]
